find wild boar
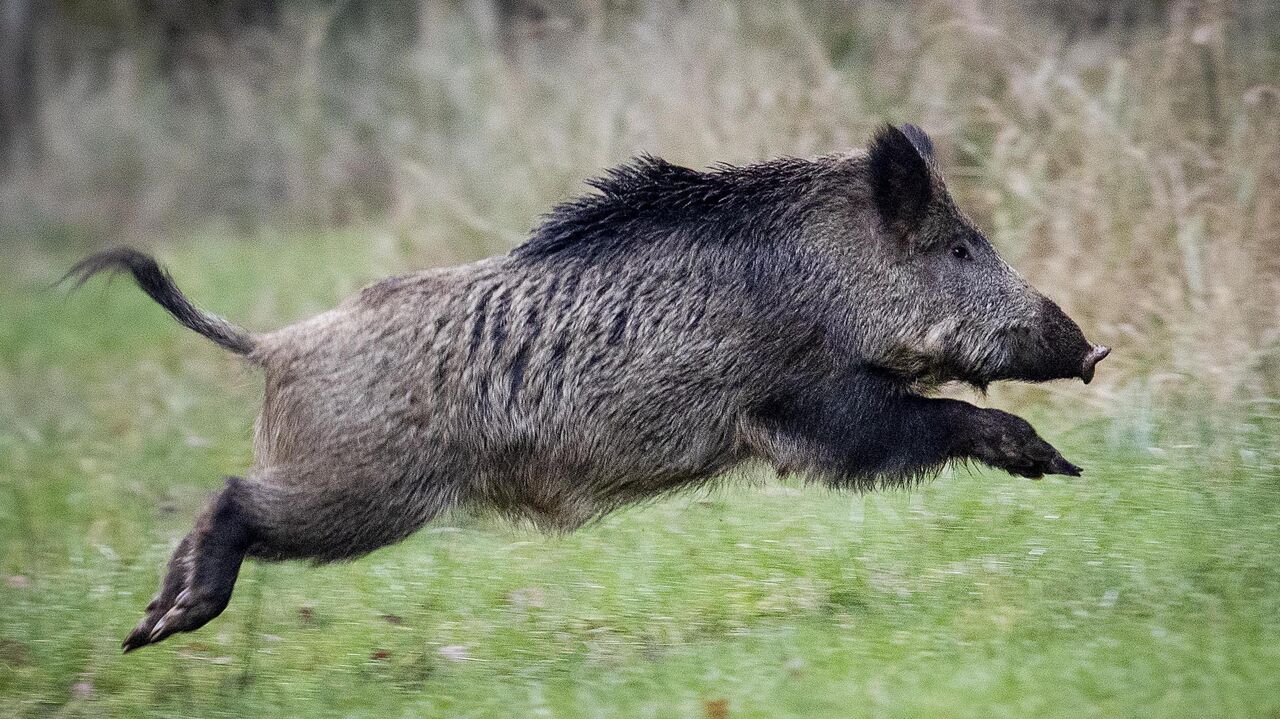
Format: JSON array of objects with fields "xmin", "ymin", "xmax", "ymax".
[{"xmin": 67, "ymin": 124, "xmax": 1108, "ymax": 652}]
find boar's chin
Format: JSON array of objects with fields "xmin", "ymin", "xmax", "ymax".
[
  {"xmin": 985, "ymin": 342, "xmax": 1101, "ymax": 384},
  {"xmin": 927, "ymin": 364, "xmax": 999, "ymax": 394},
  {"xmin": 870, "ymin": 345, "xmax": 998, "ymax": 393},
  {"xmin": 986, "ymin": 365, "xmax": 1071, "ymax": 384}
]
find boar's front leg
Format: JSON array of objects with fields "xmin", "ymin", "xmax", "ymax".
[
  {"xmin": 745, "ymin": 371, "xmax": 1080, "ymax": 483},
  {"xmin": 948, "ymin": 405, "xmax": 1081, "ymax": 479}
]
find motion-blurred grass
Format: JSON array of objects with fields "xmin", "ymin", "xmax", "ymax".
[{"xmin": 3, "ymin": 236, "xmax": 1279, "ymax": 718}]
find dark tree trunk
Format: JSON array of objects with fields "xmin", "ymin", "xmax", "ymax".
[{"xmin": 0, "ymin": 0, "xmax": 42, "ymax": 175}]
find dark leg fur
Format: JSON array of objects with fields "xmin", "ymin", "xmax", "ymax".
[
  {"xmin": 121, "ymin": 534, "xmax": 193, "ymax": 651},
  {"xmin": 123, "ymin": 469, "xmax": 447, "ymax": 651},
  {"xmin": 747, "ymin": 369, "xmax": 1079, "ymax": 483},
  {"xmin": 236, "ymin": 469, "xmax": 448, "ymax": 564},
  {"xmin": 123, "ymin": 478, "xmax": 252, "ymax": 652},
  {"xmin": 953, "ymin": 407, "xmax": 1081, "ymax": 479}
]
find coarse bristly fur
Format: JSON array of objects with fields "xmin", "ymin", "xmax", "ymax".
[{"xmin": 66, "ymin": 124, "xmax": 1108, "ymax": 652}]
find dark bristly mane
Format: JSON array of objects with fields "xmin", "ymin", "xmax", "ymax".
[{"xmin": 512, "ymin": 154, "xmax": 828, "ymax": 261}]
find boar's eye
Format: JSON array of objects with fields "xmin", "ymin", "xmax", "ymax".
[{"xmin": 950, "ymin": 245, "xmax": 971, "ymax": 261}]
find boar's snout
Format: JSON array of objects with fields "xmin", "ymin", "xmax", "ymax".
[
  {"xmin": 1080, "ymin": 344, "xmax": 1110, "ymax": 384},
  {"xmin": 1003, "ymin": 296, "xmax": 1107, "ymax": 385}
]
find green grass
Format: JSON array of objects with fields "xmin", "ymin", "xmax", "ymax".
[{"xmin": 3, "ymin": 235, "xmax": 1279, "ymax": 718}]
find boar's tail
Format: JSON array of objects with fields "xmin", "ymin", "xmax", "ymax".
[{"xmin": 63, "ymin": 247, "xmax": 257, "ymax": 357}]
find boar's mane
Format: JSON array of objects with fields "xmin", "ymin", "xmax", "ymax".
[{"xmin": 513, "ymin": 155, "xmax": 832, "ymax": 262}]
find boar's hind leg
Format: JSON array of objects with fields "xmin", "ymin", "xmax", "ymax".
[
  {"xmin": 123, "ymin": 467, "xmax": 449, "ymax": 652},
  {"xmin": 123, "ymin": 477, "xmax": 252, "ymax": 652},
  {"xmin": 237, "ymin": 467, "xmax": 449, "ymax": 563}
]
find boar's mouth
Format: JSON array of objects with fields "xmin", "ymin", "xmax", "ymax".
[{"xmin": 989, "ymin": 340, "xmax": 1110, "ymax": 385}]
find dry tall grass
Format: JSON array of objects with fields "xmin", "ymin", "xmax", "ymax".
[{"xmin": 3, "ymin": 0, "xmax": 1278, "ymax": 436}]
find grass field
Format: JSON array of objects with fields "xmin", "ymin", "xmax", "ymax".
[{"xmin": 2, "ymin": 234, "xmax": 1279, "ymax": 718}]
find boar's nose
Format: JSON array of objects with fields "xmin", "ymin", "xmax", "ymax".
[{"xmin": 1080, "ymin": 345, "xmax": 1110, "ymax": 384}]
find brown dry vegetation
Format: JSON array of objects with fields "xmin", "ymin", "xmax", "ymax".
[{"xmin": 3, "ymin": 0, "xmax": 1279, "ymax": 433}]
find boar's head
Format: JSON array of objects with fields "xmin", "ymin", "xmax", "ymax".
[{"xmin": 821, "ymin": 125, "xmax": 1108, "ymax": 389}]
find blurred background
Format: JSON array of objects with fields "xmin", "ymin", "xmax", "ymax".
[
  {"xmin": 3, "ymin": 2, "xmax": 1280, "ymax": 716},
  {"xmin": 4, "ymin": 0, "xmax": 1279, "ymax": 434}
]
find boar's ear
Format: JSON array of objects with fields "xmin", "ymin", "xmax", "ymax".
[
  {"xmin": 899, "ymin": 124, "xmax": 936, "ymax": 163},
  {"xmin": 869, "ymin": 124, "xmax": 933, "ymax": 238}
]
